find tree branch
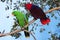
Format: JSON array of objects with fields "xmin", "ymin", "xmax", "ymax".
[
  {"xmin": 30, "ymin": 32, "xmax": 36, "ymax": 40},
  {"xmin": 0, "ymin": 6, "xmax": 60, "ymax": 37},
  {"xmin": 45, "ymin": 6, "xmax": 60, "ymax": 14},
  {"xmin": 0, "ymin": 19, "xmax": 36, "ymax": 37}
]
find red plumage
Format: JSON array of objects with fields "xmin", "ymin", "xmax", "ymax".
[{"xmin": 25, "ymin": 3, "xmax": 50, "ymax": 25}]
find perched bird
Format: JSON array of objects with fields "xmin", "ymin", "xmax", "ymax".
[
  {"xmin": 25, "ymin": 3, "xmax": 50, "ymax": 25},
  {"xmin": 12, "ymin": 11, "xmax": 30, "ymax": 38}
]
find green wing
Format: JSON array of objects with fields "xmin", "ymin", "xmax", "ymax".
[{"xmin": 12, "ymin": 11, "xmax": 30, "ymax": 37}]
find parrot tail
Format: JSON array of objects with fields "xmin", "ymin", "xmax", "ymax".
[
  {"xmin": 24, "ymin": 27, "xmax": 30, "ymax": 38},
  {"xmin": 40, "ymin": 18, "xmax": 50, "ymax": 25}
]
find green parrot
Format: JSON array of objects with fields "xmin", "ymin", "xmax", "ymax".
[{"xmin": 12, "ymin": 10, "xmax": 30, "ymax": 38}]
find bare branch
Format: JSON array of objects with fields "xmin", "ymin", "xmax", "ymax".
[
  {"xmin": 0, "ymin": 19, "xmax": 36, "ymax": 37},
  {"xmin": 30, "ymin": 32, "xmax": 36, "ymax": 40},
  {"xmin": 45, "ymin": 6, "xmax": 60, "ymax": 14}
]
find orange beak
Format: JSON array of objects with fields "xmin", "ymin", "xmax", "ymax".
[{"xmin": 12, "ymin": 13, "xmax": 14, "ymax": 16}]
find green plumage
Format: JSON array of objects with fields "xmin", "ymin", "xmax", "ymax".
[{"xmin": 12, "ymin": 10, "xmax": 30, "ymax": 37}]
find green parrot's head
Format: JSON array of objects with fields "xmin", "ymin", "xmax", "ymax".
[{"xmin": 12, "ymin": 11, "xmax": 19, "ymax": 16}]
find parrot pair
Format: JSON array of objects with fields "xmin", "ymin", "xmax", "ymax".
[
  {"xmin": 12, "ymin": 3, "xmax": 50, "ymax": 38},
  {"xmin": 12, "ymin": 11, "xmax": 30, "ymax": 38},
  {"xmin": 25, "ymin": 3, "xmax": 50, "ymax": 25}
]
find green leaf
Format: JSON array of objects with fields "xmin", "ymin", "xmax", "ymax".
[
  {"xmin": 10, "ymin": 33, "xmax": 21, "ymax": 39},
  {"xmin": 57, "ymin": 12, "xmax": 60, "ymax": 16},
  {"xmin": 6, "ymin": 16, "xmax": 9, "ymax": 18},
  {"xmin": 56, "ymin": 23, "xmax": 60, "ymax": 28},
  {"xmin": 48, "ymin": 38, "xmax": 51, "ymax": 40},
  {"xmin": 49, "ymin": 7, "xmax": 53, "ymax": 9},
  {"xmin": 51, "ymin": 13, "xmax": 54, "ymax": 17},
  {"xmin": 54, "ymin": 16, "xmax": 57, "ymax": 19},
  {"xmin": 40, "ymin": 28, "xmax": 45, "ymax": 33},
  {"xmin": 1, "ymin": 0, "xmax": 5, "ymax": 2},
  {"xmin": 51, "ymin": 33, "xmax": 58, "ymax": 40},
  {"xmin": 48, "ymin": 31, "xmax": 51, "ymax": 34}
]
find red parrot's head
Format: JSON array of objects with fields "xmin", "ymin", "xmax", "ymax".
[{"xmin": 25, "ymin": 3, "xmax": 32, "ymax": 10}]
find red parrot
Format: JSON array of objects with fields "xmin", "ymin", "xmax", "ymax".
[{"xmin": 25, "ymin": 3, "xmax": 50, "ymax": 25}]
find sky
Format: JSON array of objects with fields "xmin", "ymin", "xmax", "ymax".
[{"xmin": 0, "ymin": 0, "xmax": 60, "ymax": 40}]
